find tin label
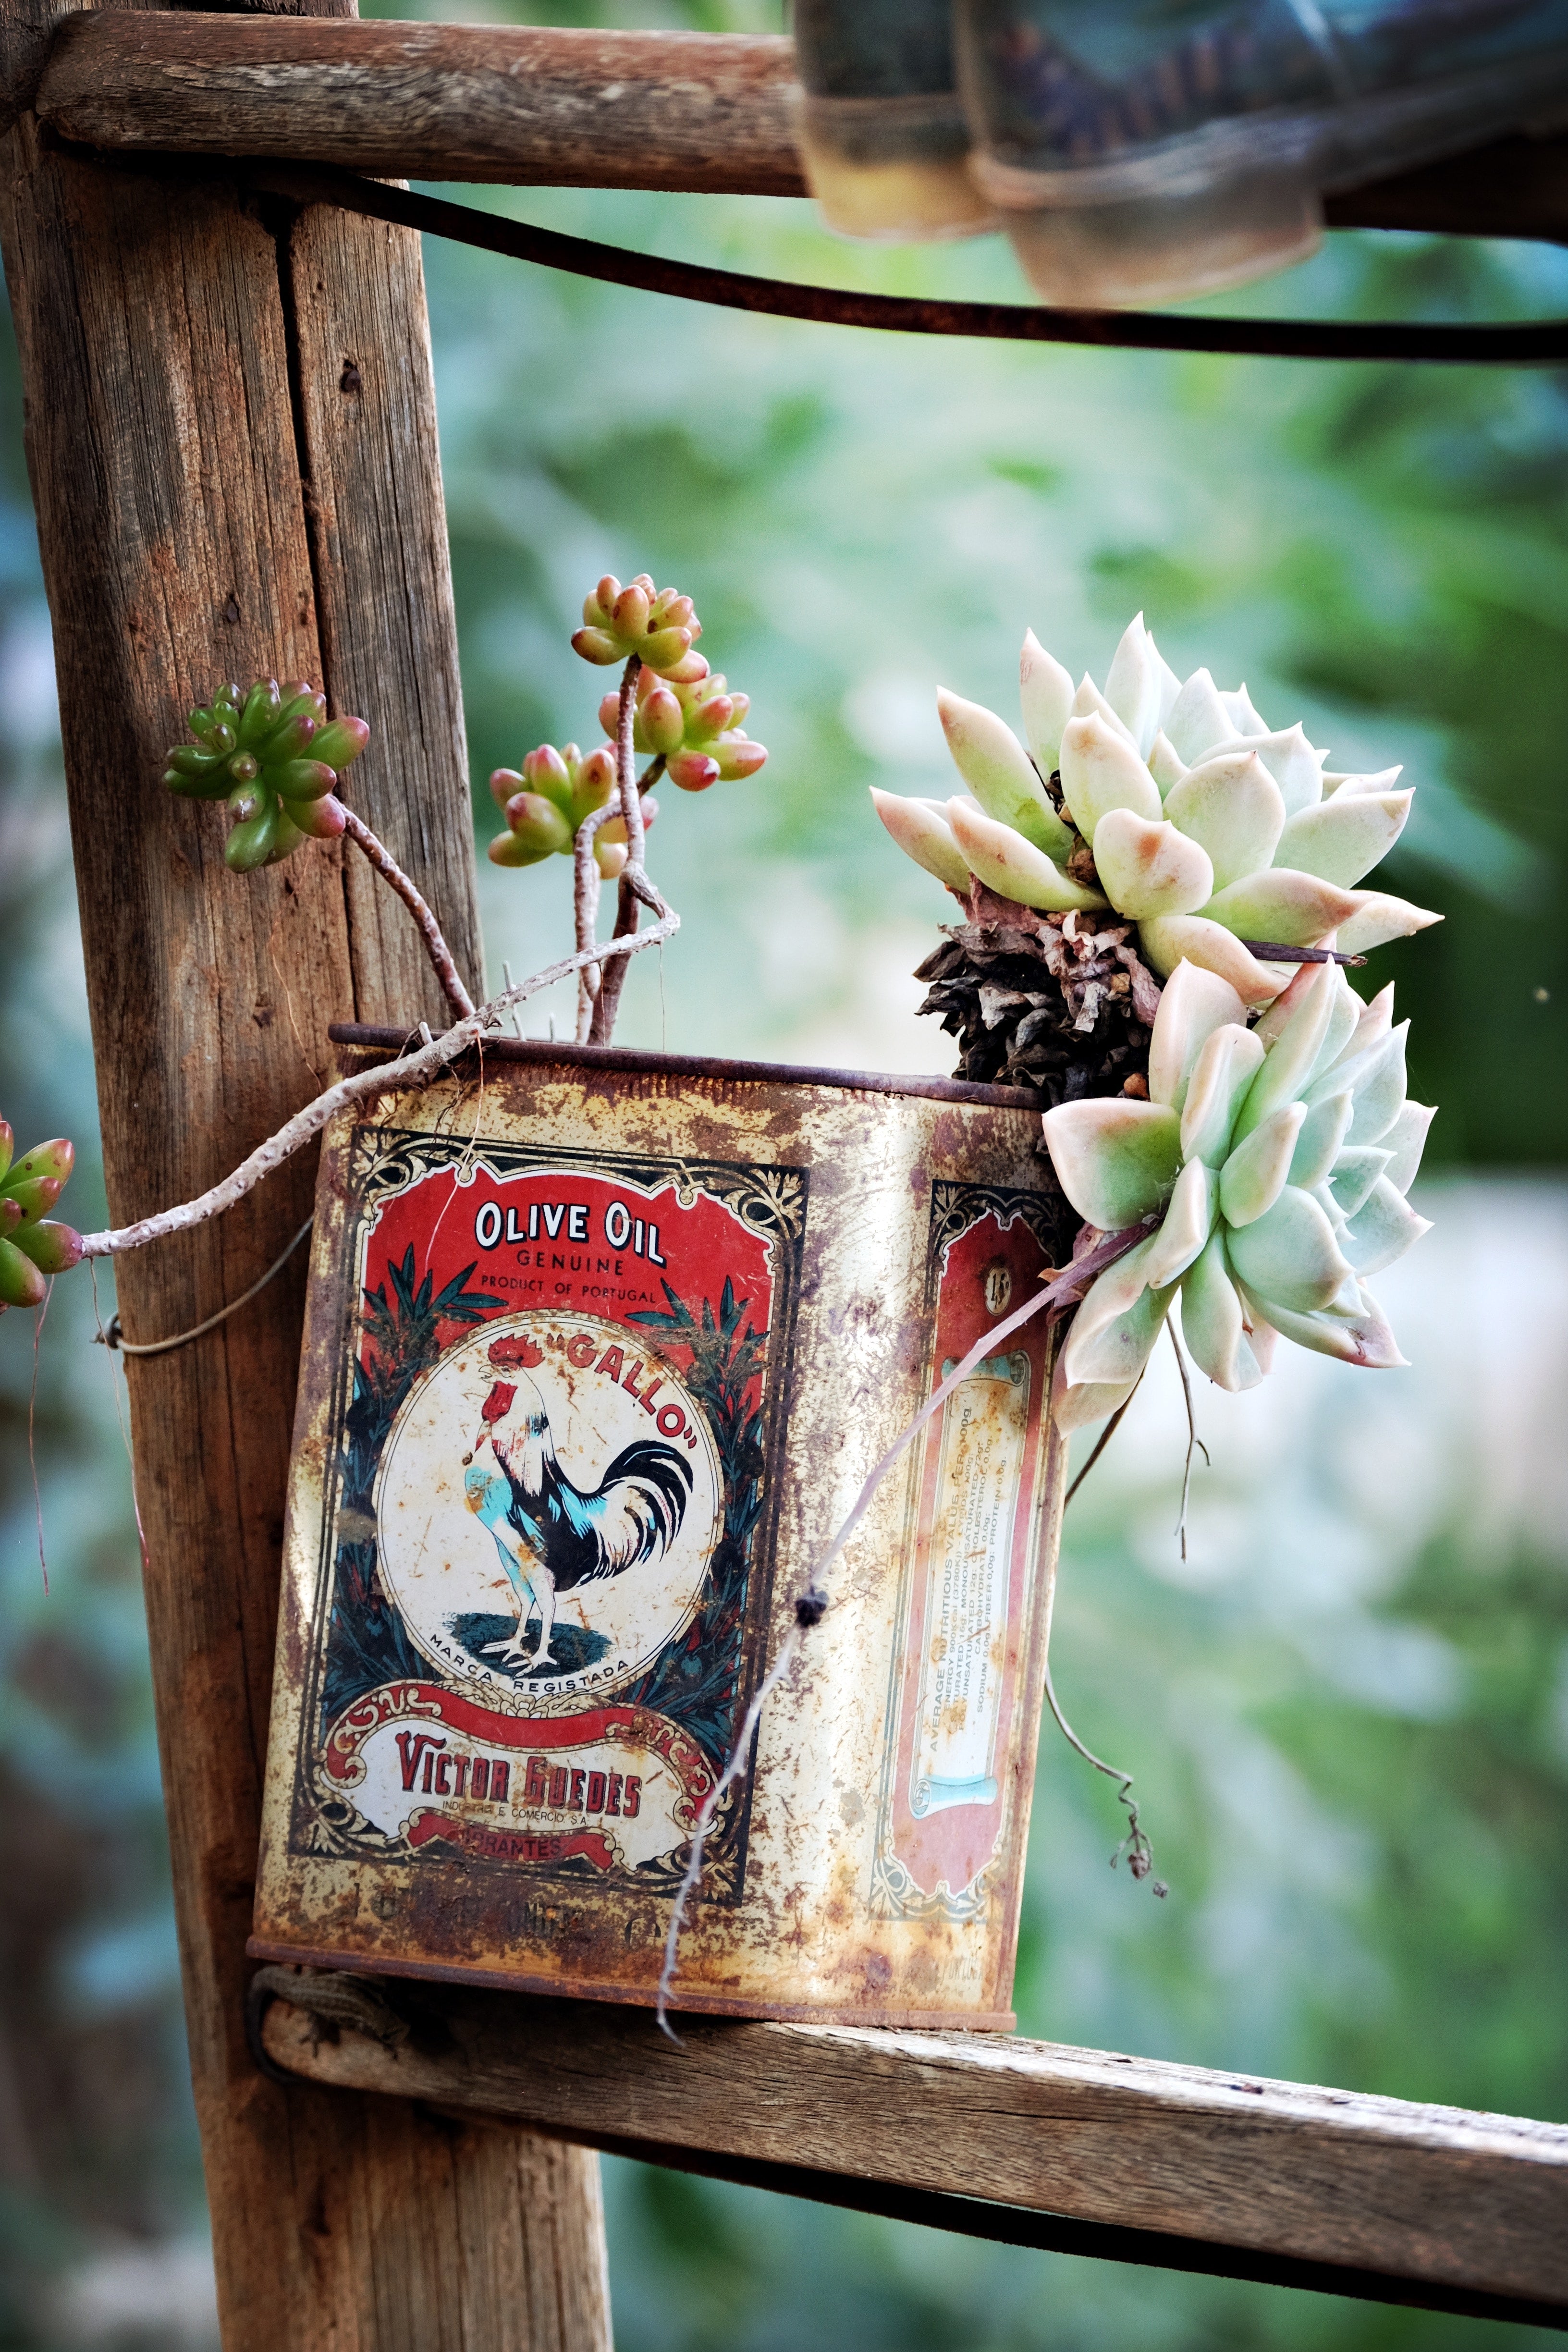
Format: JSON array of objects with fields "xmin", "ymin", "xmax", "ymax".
[
  {"xmin": 873, "ymin": 1185, "xmax": 1056, "ymax": 1922},
  {"xmin": 292, "ymin": 1130, "xmax": 806, "ymax": 1905},
  {"xmin": 909, "ymin": 1346, "xmax": 1031, "ymax": 1818}
]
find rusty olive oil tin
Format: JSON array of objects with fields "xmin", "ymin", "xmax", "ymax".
[{"xmin": 250, "ymin": 1032, "xmax": 1070, "ymax": 2026}]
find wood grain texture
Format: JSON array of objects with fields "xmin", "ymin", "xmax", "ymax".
[
  {"xmin": 283, "ymin": 197, "xmax": 483, "ymax": 1026},
  {"xmin": 264, "ymin": 1988, "xmax": 1568, "ymax": 2311},
  {"xmin": 33, "ymin": 10, "xmax": 1568, "ymax": 242},
  {"xmin": 0, "ymin": 0, "xmax": 594, "ymax": 2341},
  {"xmin": 39, "ymin": 13, "xmax": 808, "ymax": 196}
]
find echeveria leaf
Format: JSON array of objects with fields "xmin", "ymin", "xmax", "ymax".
[
  {"xmin": 1323, "ymin": 764, "xmax": 1404, "ymax": 800},
  {"xmin": 1091, "ymin": 810, "xmax": 1214, "ymax": 919},
  {"xmin": 938, "ymin": 687, "xmax": 1075, "ymax": 858},
  {"xmin": 1305, "ymin": 1020, "xmax": 1409, "ymax": 1146},
  {"xmin": 1137, "ymin": 915, "xmax": 1285, "ymax": 1007},
  {"xmin": 1019, "ymin": 630, "xmax": 1076, "ymax": 778},
  {"xmin": 1148, "ymin": 733, "xmax": 1187, "ymax": 796},
  {"xmin": 870, "ymin": 789, "xmax": 971, "ymax": 892},
  {"xmin": 1201, "ymin": 722, "xmax": 1325, "ymax": 817},
  {"xmin": 1146, "ymin": 960, "xmax": 1248, "ymax": 1112},
  {"xmin": 1219, "ymin": 1102, "xmax": 1307, "ymax": 1229},
  {"xmin": 1338, "ymin": 1176, "xmax": 1432, "ymax": 1276},
  {"xmin": 1103, "ymin": 612, "xmax": 1164, "ymax": 758},
  {"xmin": 1163, "ymin": 667, "xmax": 1233, "ymax": 766},
  {"xmin": 1333, "ymin": 892, "xmax": 1442, "ymax": 956},
  {"xmin": 1051, "ymin": 1348, "xmax": 1142, "ymax": 1435},
  {"xmin": 1069, "ymin": 673, "xmax": 1140, "ymax": 749},
  {"xmin": 1058, "ymin": 710, "xmax": 1163, "ymax": 842},
  {"xmin": 1241, "ymin": 1281, "xmax": 1406, "ymax": 1369},
  {"xmin": 1200, "ymin": 868, "xmax": 1360, "ymax": 948},
  {"xmin": 1219, "ymin": 684, "xmax": 1269, "ymax": 738},
  {"xmin": 1162, "ymin": 751, "xmax": 1285, "ymax": 891},
  {"xmin": 1225, "ymin": 1184, "xmax": 1352, "ymax": 1313},
  {"xmin": 1061, "ymin": 1233, "xmax": 1174, "ymax": 1389},
  {"xmin": 1039, "ymin": 1099, "xmax": 1182, "ymax": 1229},
  {"xmin": 1142, "ymin": 1156, "xmax": 1217, "ymax": 1286},
  {"xmin": 1275, "ymin": 789, "xmax": 1412, "ymax": 887},
  {"xmin": 1327, "ymin": 1145, "xmax": 1394, "ymax": 1218},
  {"xmin": 1232, "ymin": 960, "xmax": 1337, "ymax": 1142},
  {"xmin": 1379, "ymin": 1100, "xmax": 1436, "ymax": 1195},
  {"xmin": 1300, "ymin": 978, "xmax": 1363, "ymax": 1079},
  {"xmin": 1288, "ymin": 1090, "xmax": 1353, "ymax": 1191},
  {"xmin": 1179, "ymin": 1231, "xmax": 1267, "ymax": 1392},
  {"xmin": 947, "ymin": 799, "xmax": 1106, "ymax": 912},
  {"xmin": 1179, "ymin": 1024, "xmax": 1266, "ymax": 1167}
]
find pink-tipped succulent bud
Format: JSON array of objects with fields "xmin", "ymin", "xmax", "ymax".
[
  {"xmin": 612, "ymin": 584, "xmax": 651, "ymax": 639},
  {"xmin": 290, "ymin": 793, "xmax": 348, "ymax": 840},
  {"xmin": 571, "ymin": 626, "xmax": 625, "ymax": 667},
  {"xmin": 669, "ymin": 751, "xmax": 722, "ymax": 794},
  {"xmin": 599, "ymin": 672, "xmax": 692, "ymax": 758},
  {"xmin": 312, "ymin": 717, "xmax": 370, "ymax": 773},
  {"xmin": 640, "ymin": 685, "xmax": 686, "ymax": 758},
  {"xmin": 489, "ymin": 791, "xmax": 575, "ymax": 868},
  {"xmin": 650, "ymin": 590, "xmax": 698, "ymax": 635},
  {"xmin": 569, "ymin": 746, "xmax": 617, "ymax": 825},
  {"xmin": 598, "ymin": 662, "xmax": 760, "ymax": 784},
  {"xmin": 711, "ymin": 734, "xmax": 768, "ymax": 781},
  {"xmin": 685, "ymin": 694, "xmax": 735, "ymax": 746},
  {"xmin": 521, "ymin": 744, "xmax": 574, "ymax": 812},
  {"xmin": 638, "ymin": 627, "xmax": 693, "ymax": 675}
]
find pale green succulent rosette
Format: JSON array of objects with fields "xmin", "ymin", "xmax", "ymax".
[
  {"xmin": 872, "ymin": 614, "xmax": 1440, "ymax": 1006},
  {"xmin": 1041, "ymin": 958, "xmax": 1436, "ymax": 1433}
]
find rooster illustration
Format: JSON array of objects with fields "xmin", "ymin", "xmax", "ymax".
[{"xmin": 461, "ymin": 1364, "xmax": 691, "ymax": 1671}]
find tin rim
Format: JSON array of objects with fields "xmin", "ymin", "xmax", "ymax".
[{"xmin": 327, "ymin": 1023, "xmax": 1046, "ymax": 1114}]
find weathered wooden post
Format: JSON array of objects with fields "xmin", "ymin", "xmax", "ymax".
[{"xmin": 0, "ymin": 0, "xmax": 612, "ymax": 2342}]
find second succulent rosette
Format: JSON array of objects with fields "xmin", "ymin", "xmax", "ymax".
[{"xmin": 1042, "ymin": 959, "xmax": 1434, "ymax": 1430}]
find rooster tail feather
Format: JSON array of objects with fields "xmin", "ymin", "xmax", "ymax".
[{"xmin": 584, "ymin": 1439, "xmax": 693, "ymax": 1578}]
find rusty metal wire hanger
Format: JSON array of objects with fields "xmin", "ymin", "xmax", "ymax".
[{"xmin": 241, "ymin": 157, "xmax": 1568, "ymax": 365}]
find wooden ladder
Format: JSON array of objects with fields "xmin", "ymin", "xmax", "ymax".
[{"xmin": 0, "ymin": 6, "xmax": 1563, "ymax": 2344}]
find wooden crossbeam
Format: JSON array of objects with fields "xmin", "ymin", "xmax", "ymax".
[
  {"xmin": 33, "ymin": 10, "xmax": 1568, "ymax": 242},
  {"xmin": 35, "ymin": 15, "xmax": 804, "ymax": 195},
  {"xmin": 262, "ymin": 1983, "xmax": 1568, "ymax": 2328}
]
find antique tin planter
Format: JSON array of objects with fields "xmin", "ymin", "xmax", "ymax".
[{"xmin": 250, "ymin": 1032, "xmax": 1070, "ymax": 2026}]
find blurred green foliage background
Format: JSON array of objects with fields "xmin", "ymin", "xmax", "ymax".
[{"xmin": 1, "ymin": 3, "xmax": 1567, "ymax": 2342}]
